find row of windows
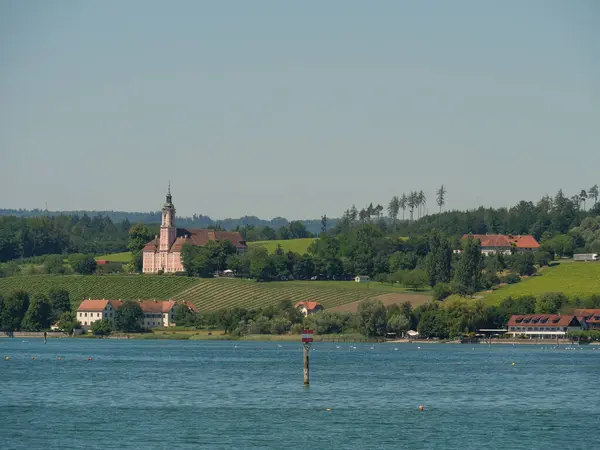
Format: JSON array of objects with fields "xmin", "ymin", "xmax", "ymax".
[
  {"xmin": 80, "ymin": 312, "xmax": 113, "ymax": 318},
  {"xmin": 510, "ymin": 327, "xmax": 565, "ymax": 331}
]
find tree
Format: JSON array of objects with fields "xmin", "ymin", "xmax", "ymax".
[
  {"xmin": 49, "ymin": 289, "xmax": 71, "ymax": 321},
  {"xmin": 425, "ymin": 231, "xmax": 452, "ymax": 287},
  {"xmin": 68, "ymin": 254, "xmax": 97, "ymax": 275},
  {"xmin": 91, "ymin": 318, "xmax": 112, "ymax": 336},
  {"xmin": 580, "ymin": 190, "xmax": 588, "ymax": 210},
  {"xmin": 128, "ymin": 224, "xmax": 153, "ymax": 272},
  {"xmin": 407, "ymin": 191, "xmax": 417, "ymax": 221},
  {"xmin": 387, "ymin": 314, "xmax": 410, "ymax": 335},
  {"xmin": 535, "ymin": 293, "xmax": 567, "ymax": 314},
  {"xmin": 387, "ymin": 196, "xmax": 400, "ymax": 229},
  {"xmin": 114, "ymin": 300, "xmax": 144, "ymax": 332},
  {"xmin": 1, "ymin": 290, "xmax": 30, "ymax": 331},
  {"xmin": 289, "ymin": 221, "xmax": 309, "ymax": 239},
  {"xmin": 357, "ymin": 299, "xmax": 387, "ymax": 337},
  {"xmin": 453, "ymin": 234, "xmax": 483, "ymax": 295},
  {"xmin": 399, "ymin": 194, "xmax": 408, "ymax": 221},
  {"xmin": 508, "ymin": 252, "xmax": 536, "ymax": 276},
  {"xmin": 418, "ymin": 191, "xmax": 426, "ymax": 219},
  {"xmin": 401, "ymin": 269, "xmax": 428, "ymax": 290},
  {"xmin": 44, "ymin": 255, "xmax": 66, "ymax": 274},
  {"xmin": 589, "ymin": 185, "xmax": 599, "ymax": 207},
  {"xmin": 173, "ymin": 304, "xmax": 197, "ymax": 327},
  {"xmin": 320, "ymin": 215, "xmax": 328, "ymax": 234},
  {"xmin": 57, "ymin": 311, "xmax": 80, "ymax": 334},
  {"xmin": 21, "ymin": 294, "xmax": 52, "ymax": 331},
  {"xmin": 436, "ymin": 185, "xmax": 447, "ymax": 214}
]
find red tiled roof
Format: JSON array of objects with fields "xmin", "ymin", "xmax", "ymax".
[
  {"xmin": 294, "ymin": 301, "xmax": 323, "ymax": 311},
  {"xmin": 507, "ymin": 314, "xmax": 579, "ymax": 328},
  {"xmin": 179, "ymin": 301, "xmax": 198, "ymax": 313},
  {"xmin": 78, "ymin": 299, "xmax": 110, "ymax": 312},
  {"xmin": 137, "ymin": 300, "xmax": 176, "ymax": 313},
  {"xmin": 461, "ymin": 234, "xmax": 539, "ymax": 249},
  {"xmin": 511, "ymin": 235, "xmax": 540, "ymax": 249},
  {"xmin": 143, "ymin": 228, "xmax": 246, "ymax": 252},
  {"xmin": 573, "ymin": 309, "xmax": 600, "ymax": 324}
]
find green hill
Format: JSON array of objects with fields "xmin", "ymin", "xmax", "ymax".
[
  {"xmin": 0, "ymin": 275, "xmax": 199, "ymax": 307},
  {"xmin": 247, "ymin": 238, "xmax": 316, "ymax": 254},
  {"xmin": 95, "ymin": 252, "xmax": 131, "ymax": 262},
  {"xmin": 483, "ymin": 262, "xmax": 600, "ymax": 304},
  {"xmin": 176, "ymin": 278, "xmax": 428, "ymax": 311},
  {"xmin": 0, "ymin": 274, "xmax": 428, "ymax": 312}
]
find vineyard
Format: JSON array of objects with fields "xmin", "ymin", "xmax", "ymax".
[
  {"xmin": 175, "ymin": 278, "xmax": 423, "ymax": 311},
  {"xmin": 0, "ymin": 274, "xmax": 428, "ymax": 312},
  {"xmin": 247, "ymin": 238, "xmax": 317, "ymax": 254},
  {"xmin": 0, "ymin": 275, "xmax": 200, "ymax": 307}
]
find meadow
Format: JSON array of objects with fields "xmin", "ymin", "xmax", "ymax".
[
  {"xmin": 247, "ymin": 238, "xmax": 317, "ymax": 254},
  {"xmin": 483, "ymin": 262, "xmax": 600, "ymax": 304},
  {"xmin": 95, "ymin": 252, "xmax": 131, "ymax": 262}
]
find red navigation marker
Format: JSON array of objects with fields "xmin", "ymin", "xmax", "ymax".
[{"xmin": 301, "ymin": 329, "xmax": 314, "ymax": 343}]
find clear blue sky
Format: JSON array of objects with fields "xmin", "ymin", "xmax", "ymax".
[{"xmin": 1, "ymin": 1, "xmax": 599, "ymax": 219}]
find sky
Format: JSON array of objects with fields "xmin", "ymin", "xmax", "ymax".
[{"xmin": 1, "ymin": 1, "xmax": 599, "ymax": 220}]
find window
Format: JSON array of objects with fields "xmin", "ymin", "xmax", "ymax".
[
  {"xmin": 84, "ymin": 321, "xmax": 87, "ymax": 325},
  {"xmin": 85, "ymin": 313, "xmax": 88, "ymax": 317}
]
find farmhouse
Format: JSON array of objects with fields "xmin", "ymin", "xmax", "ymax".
[
  {"xmin": 294, "ymin": 301, "xmax": 324, "ymax": 317},
  {"xmin": 506, "ymin": 314, "xmax": 583, "ymax": 339},
  {"xmin": 573, "ymin": 309, "xmax": 600, "ymax": 330},
  {"xmin": 142, "ymin": 187, "xmax": 247, "ymax": 273},
  {"xmin": 458, "ymin": 234, "xmax": 539, "ymax": 256},
  {"xmin": 77, "ymin": 299, "xmax": 198, "ymax": 329}
]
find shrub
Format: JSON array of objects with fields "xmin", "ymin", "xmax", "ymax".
[
  {"xmin": 432, "ymin": 283, "xmax": 452, "ymax": 301},
  {"xmin": 501, "ymin": 272, "xmax": 521, "ymax": 284}
]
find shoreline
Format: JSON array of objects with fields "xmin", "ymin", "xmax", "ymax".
[{"xmin": 2, "ymin": 331, "xmax": 595, "ymax": 345}]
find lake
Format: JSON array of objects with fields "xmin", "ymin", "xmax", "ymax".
[{"xmin": 1, "ymin": 339, "xmax": 599, "ymax": 450}]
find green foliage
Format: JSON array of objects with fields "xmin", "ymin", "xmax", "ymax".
[
  {"xmin": 1, "ymin": 290, "xmax": 30, "ymax": 331},
  {"xmin": 453, "ymin": 235, "xmax": 482, "ymax": 294},
  {"xmin": 248, "ymin": 238, "xmax": 317, "ymax": 255},
  {"xmin": 44, "ymin": 255, "xmax": 66, "ymax": 274},
  {"xmin": 91, "ymin": 318, "xmax": 112, "ymax": 336},
  {"xmin": 425, "ymin": 231, "xmax": 452, "ymax": 286},
  {"xmin": 21, "ymin": 294, "xmax": 52, "ymax": 331},
  {"xmin": 508, "ymin": 253, "xmax": 537, "ymax": 276},
  {"xmin": 114, "ymin": 300, "xmax": 144, "ymax": 332},
  {"xmin": 387, "ymin": 314, "xmax": 410, "ymax": 334},
  {"xmin": 68, "ymin": 254, "xmax": 97, "ymax": 275},
  {"xmin": 57, "ymin": 311, "xmax": 80, "ymax": 333},
  {"xmin": 357, "ymin": 299, "xmax": 387, "ymax": 337},
  {"xmin": 48, "ymin": 288, "xmax": 71, "ymax": 321},
  {"xmin": 535, "ymin": 292, "xmax": 568, "ymax": 314},
  {"xmin": 432, "ymin": 282, "xmax": 452, "ymax": 301},
  {"xmin": 304, "ymin": 311, "xmax": 356, "ymax": 334},
  {"xmin": 127, "ymin": 224, "xmax": 153, "ymax": 253},
  {"xmin": 534, "ymin": 251, "xmax": 551, "ymax": 267}
]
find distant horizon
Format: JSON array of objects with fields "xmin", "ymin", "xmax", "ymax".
[{"xmin": 1, "ymin": 182, "xmax": 596, "ymax": 222}]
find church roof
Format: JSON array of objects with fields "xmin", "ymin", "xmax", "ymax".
[{"xmin": 143, "ymin": 228, "xmax": 246, "ymax": 253}]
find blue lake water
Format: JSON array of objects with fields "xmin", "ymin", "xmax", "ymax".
[{"xmin": 1, "ymin": 339, "xmax": 599, "ymax": 450}]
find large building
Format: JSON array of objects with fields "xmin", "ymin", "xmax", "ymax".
[
  {"xmin": 142, "ymin": 187, "xmax": 247, "ymax": 273},
  {"xmin": 458, "ymin": 234, "xmax": 540, "ymax": 256},
  {"xmin": 77, "ymin": 298, "xmax": 198, "ymax": 329},
  {"xmin": 573, "ymin": 309, "xmax": 600, "ymax": 330},
  {"xmin": 506, "ymin": 314, "xmax": 583, "ymax": 339}
]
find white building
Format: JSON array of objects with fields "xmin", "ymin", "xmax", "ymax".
[
  {"xmin": 506, "ymin": 314, "xmax": 583, "ymax": 339},
  {"xmin": 77, "ymin": 299, "xmax": 198, "ymax": 330},
  {"xmin": 355, "ymin": 275, "xmax": 370, "ymax": 283}
]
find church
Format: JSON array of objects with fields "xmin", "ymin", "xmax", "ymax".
[{"xmin": 142, "ymin": 188, "xmax": 247, "ymax": 273}]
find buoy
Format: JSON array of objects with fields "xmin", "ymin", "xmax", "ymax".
[
  {"xmin": 87, "ymin": 357, "xmax": 93, "ymax": 361},
  {"xmin": 512, "ymin": 362, "xmax": 515, "ymax": 366},
  {"xmin": 418, "ymin": 405, "xmax": 425, "ymax": 411},
  {"xmin": 5, "ymin": 356, "xmax": 9, "ymax": 360},
  {"xmin": 58, "ymin": 357, "xmax": 61, "ymax": 360},
  {"xmin": 31, "ymin": 357, "xmax": 35, "ymax": 360},
  {"xmin": 326, "ymin": 408, "xmax": 332, "ymax": 411}
]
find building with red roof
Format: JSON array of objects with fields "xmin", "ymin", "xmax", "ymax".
[
  {"xmin": 142, "ymin": 187, "xmax": 246, "ymax": 274},
  {"xmin": 458, "ymin": 234, "xmax": 539, "ymax": 256},
  {"xmin": 294, "ymin": 301, "xmax": 324, "ymax": 317},
  {"xmin": 77, "ymin": 298, "xmax": 198, "ymax": 329},
  {"xmin": 507, "ymin": 314, "xmax": 583, "ymax": 339},
  {"xmin": 572, "ymin": 309, "xmax": 600, "ymax": 330}
]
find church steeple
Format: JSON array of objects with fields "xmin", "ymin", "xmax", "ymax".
[{"xmin": 159, "ymin": 184, "xmax": 176, "ymax": 251}]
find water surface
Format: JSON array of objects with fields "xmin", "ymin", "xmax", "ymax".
[{"xmin": 1, "ymin": 339, "xmax": 599, "ymax": 449}]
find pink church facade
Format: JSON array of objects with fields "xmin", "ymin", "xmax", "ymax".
[{"xmin": 142, "ymin": 189, "xmax": 247, "ymax": 274}]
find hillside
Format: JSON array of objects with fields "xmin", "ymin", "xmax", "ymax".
[
  {"xmin": 0, "ymin": 275, "xmax": 199, "ymax": 307},
  {"xmin": 176, "ymin": 278, "xmax": 429, "ymax": 311},
  {"xmin": 483, "ymin": 262, "xmax": 600, "ymax": 304},
  {"xmin": 0, "ymin": 274, "xmax": 429, "ymax": 312},
  {"xmin": 247, "ymin": 238, "xmax": 317, "ymax": 254}
]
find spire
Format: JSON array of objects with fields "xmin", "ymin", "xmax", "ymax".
[{"xmin": 165, "ymin": 181, "xmax": 172, "ymax": 206}]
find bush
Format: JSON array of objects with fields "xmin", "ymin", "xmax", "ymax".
[
  {"xmin": 501, "ymin": 272, "xmax": 521, "ymax": 284},
  {"xmin": 91, "ymin": 319, "xmax": 112, "ymax": 336},
  {"xmin": 68, "ymin": 254, "xmax": 97, "ymax": 275},
  {"xmin": 534, "ymin": 251, "xmax": 552, "ymax": 267},
  {"xmin": 432, "ymin": 283, "xmax": 452, "ymax": 301}
]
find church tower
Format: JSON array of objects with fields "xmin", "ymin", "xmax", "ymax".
[{"xmin": 159, "ymin": 183, "xmax": 177, "ymax": 251}]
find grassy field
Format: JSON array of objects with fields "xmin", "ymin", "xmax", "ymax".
[
  {"xmin": 95, "ymin": 252, "xmax": 131, "ymax": 262},
  {"xmin": 483, "ymin": 262, "xmax": 600, "ymax": 304},
  {"xmin": 0, "ymin": 274, "xmax": 429, "ymax": 312},
  {"xmin": 0, "ymin": 275, "xmax": 199, "ymax": 307},
  {"xmin": 247, "ymin": 238, "xmax": 317, "ymax": 254}
]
